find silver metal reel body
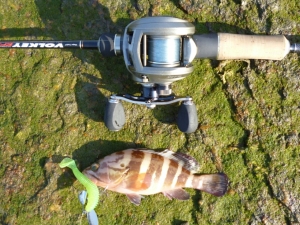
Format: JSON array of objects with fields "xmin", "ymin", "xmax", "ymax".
[
  {"xmin": 113, "ymin": 16, "xmax": 197, "ymax": 101},
  {"xmin": 105, "ymin": 17, "xmax": 199, "ymax": 133},
  {"xmin": 120, "ymin": 16, "xmax": 196, "ymax": 85}
]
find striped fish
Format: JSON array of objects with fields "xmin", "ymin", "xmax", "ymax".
[{"xmin": 83, "ymin": 149, "xmax": 228, "ymax": 205}]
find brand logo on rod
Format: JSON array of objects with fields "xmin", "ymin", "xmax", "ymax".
[
  {"xmin": 9, "ymin": 43, "xmax": 64, "ymax": 48},
  {"xmin": 0, "ymin": 42, "xmax": 13, "ymax": 47}
]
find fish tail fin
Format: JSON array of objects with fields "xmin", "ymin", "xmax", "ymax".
[{"xmin": 194, "ymin": 173, "xmax": 228, "ymax": 197}]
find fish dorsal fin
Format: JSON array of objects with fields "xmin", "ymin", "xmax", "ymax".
[
  {"xmin": 170, "ymin": 151, "xmax": 200, "ymax": 173},
  {"xmin": 142, "ymin": 149, "xmax": 200, "ymax": 173}
]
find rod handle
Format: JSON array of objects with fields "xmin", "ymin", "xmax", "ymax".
[
  {"xmin": 218, "ymin": 33, "xmax": 290, "ymax": 60},
  {"xmin": 194, "ymin": 33, "xmax": 291, "ymax": 60}
]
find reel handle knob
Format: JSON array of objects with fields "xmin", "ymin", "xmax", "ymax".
[
  {"xmin": 177, "ymin": 100, "xmax": 198, "ymax": 133},
  {"xmin": 104, "ymin": 99, "xmax": 126, "ymax": 131}
]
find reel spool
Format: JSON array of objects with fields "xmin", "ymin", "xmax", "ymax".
[
  {"xmin": 104, "ymin": 17, "xmax": 199, "ymax": 133},
  {"xmin": 147, "ymin": 35, "xmax": 181, "ymax": 67},
  {"xmin": 120, "ymin": 16, "xmax": 197, "ymax": 84}
]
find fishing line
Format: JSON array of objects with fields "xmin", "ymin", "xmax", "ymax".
[{"xmin": 148, "ymin": 35, "xmax": 181, "ymax": 67}]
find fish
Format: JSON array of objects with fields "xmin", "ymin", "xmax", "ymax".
[{"xmin": 83, "ymin": 149, "xmax": 228, "ymax": 205}]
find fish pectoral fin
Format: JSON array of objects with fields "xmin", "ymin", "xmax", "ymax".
[
  {"xmin": 126, "ymin": 193, "xmax": 144, "ymax": 206},
  {"xmin": 163, "ymin": 189, "xmax": 190, "ymax": 200}
]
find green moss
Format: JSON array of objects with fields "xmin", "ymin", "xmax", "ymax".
[{"xmin": 0, "ymin": 0, "xmax": 300, "ymax": 224}]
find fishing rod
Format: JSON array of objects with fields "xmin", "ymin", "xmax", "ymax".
[{"xmin": 1, "ymin": 16, "xmax": 299, "ymax": 133}]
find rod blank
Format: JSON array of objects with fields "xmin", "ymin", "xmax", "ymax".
[{"xmin": 0, "ymin": 40, "xmax": 98, "ymax": 49}]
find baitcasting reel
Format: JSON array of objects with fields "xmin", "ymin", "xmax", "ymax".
[
  {"xmin": 1, "ymin": 16, "xmax": 299, "ymax": 133},
  {"xmin": 104, "ymin": 17, "xmax": 199, "ymax": 133}
]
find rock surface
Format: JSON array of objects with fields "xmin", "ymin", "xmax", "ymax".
[{"xmin": 0, "ymin": 0, "xmax": 299, "ymax": 224}]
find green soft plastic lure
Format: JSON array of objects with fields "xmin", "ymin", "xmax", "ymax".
[{"xmin": 59, "ymin": 158, "xmax": 99, "ymax": 212}]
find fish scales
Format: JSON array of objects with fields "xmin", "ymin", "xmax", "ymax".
[
  {"xmin": 125, "ymin": 150, "xmax": 151, "ymax": 191},
  {"xmin": 145, "ymin": 152, "xmax": 163, "ymax": 192},
  {"xmin": 109, "ymin": 149, "xmax": 189, "ymax": 194},
  {"xmin": 83, "ymin": 149, "xmax": 228, "ymax": 205}
]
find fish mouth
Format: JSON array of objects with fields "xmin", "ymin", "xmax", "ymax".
[
  {"xmin": 82, "ymin": 169, "xmax": 96, "ymax": 181},
  {"xmin": 83, "ymin": 169, "xmax": 104, "ymax": 185}
]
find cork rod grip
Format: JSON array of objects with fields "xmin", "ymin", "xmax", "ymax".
[{"xmin": 217, "ymin": 33, "xmax": 290, "ymax": 60}]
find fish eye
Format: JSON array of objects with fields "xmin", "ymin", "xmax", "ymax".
[{"xmin": 91, "ymin": 163, "xmax": 99, "ymax": 171}]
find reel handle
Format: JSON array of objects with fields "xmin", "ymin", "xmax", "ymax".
[
  {"xmin": 194, "ymin": 33, "xmax": 291, "ymax": 60},
  {"xmin": 104, "ymin": 100, "xmax": 126, "ymax": 131},
  {"xmin": 177, "ymin": 101, "xmax": 198, "ymax": 133}
]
